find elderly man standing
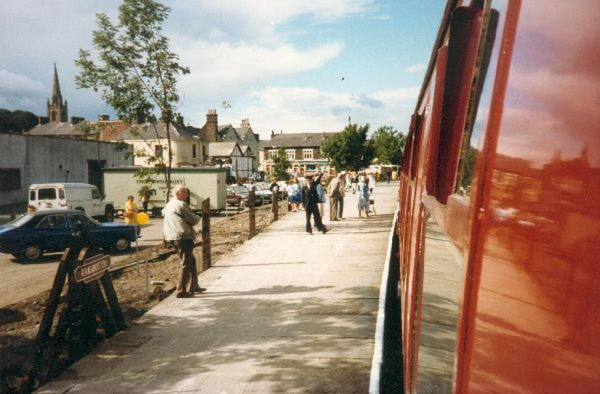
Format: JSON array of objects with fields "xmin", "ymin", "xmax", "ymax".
[
  {"xmin": 327, "ymin": 171, "xmax": 343, "ymax": 221},
  {"xmin": 163, "ymin": 185, "xmax": 205, "ymax": 298},
  {"xmin": 337, "ymin": 171, "xmax": 347, "ymax": 220}
]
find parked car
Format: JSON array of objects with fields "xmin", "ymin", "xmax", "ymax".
[
  {"xmin": 28, "ymin": 183, "xmax": 116, "ymax": 222},
  {"xmin": 242, "ymin": 184, "xmax": 268, "ymax": 205},
  {"xmin": 253, "ymin": 183, "xmax": 273, "ymax": 204},
  {"xmin": 0, "ymin": 209, "xmax": 138, "ymax": 262},
  {"xmin": 226, "ymin": 185, "xmax": 249, "ymax": 207},
  {"xmin": 276, "ymin": 181, "xmax": 289, "ymax": 198}
]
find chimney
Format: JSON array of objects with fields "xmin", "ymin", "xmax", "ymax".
[
  {"xmin": 70, "ymin": 117, "xmax": 84, "ymax": 126},
  {"xmin": 136, "ymin": 109, "xmax": 146, "ymax": 124},
  {"xmin": 98, "ymin": 114, "xmax": 110, "ymax": 121},
  {"xmin": 271, "ymin": 130, "xmax": 275, "ymax": 138},
  {"xmin": 241, "ymin": 118, "xmax": 250, "ymax": 128},
  {"xmin": 205, "ymin": 109, "xmax": 218, "ymax": 142},
  {"xmin": 38, "ymin": 116, "xmax": 49, "ymax": 125},
  {"xmin": 176, "ymin": 113, "xmax": 184, "ymax": 127}
]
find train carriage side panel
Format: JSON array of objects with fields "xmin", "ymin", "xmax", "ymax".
[{"xmin": 457, "ymin": 0, "xmax": 600, "ymax": 392}]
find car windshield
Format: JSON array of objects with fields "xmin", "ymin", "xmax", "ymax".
[{"xmin": 4, "ymin": 214, "xmax": 34, "ymax": 228}]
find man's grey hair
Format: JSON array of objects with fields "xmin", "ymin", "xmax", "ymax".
[{"xmin": 172, "ymin": 184, "xmax": 188, "ymax": 198}]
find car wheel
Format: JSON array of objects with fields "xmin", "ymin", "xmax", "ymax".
[
  {"xmin": 105, "ymin": 207, "xmax": 115, "ymax": 222},
  {"xmin": 115, "ymin": 237, "xmax": 131, "ymax": 252},
  {"xmin": 23, "ymin": 245, "xmax": 43, "ymax": 262}
]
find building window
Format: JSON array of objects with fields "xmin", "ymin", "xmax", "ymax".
[
  {"xmin": 154, "ymin": 145, "xmax": 163, "ymax": 157},
  {"xmin": 268, "ymin": 150, "xmax": 277, "ymax": 159},
  {"xmin": 303, "ymin": 149, "xmax": 313, "ymax": 160},
  {"xmin": 286, "ymin": 149, "xmax": 295, "ymax": 160},
  {"xmin": 0, "ymin": 168, "xmax": 21, "ymax": 190},
  {"xmin": 192, "ymin": 144, "xmax": 197, "ymax": 159}
]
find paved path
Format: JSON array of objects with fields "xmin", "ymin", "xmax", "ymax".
[{"xmin": 38, "ymin": 183, "xmax": 398, "ymax": 393}]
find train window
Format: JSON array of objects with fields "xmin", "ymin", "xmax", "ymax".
[
  {"xmin": 456, "ymin": 1, "xmax": 507, "ymax": 197},
  {"xmin": 433, "ymin": 5, "xmax": 484, "ymax": 204},
  {"xmin": 416, "ymin": 216, "xmax": 466, "ymax": 392}
]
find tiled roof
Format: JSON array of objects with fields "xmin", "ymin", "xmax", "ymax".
[
  {"xmin": 209, "ymin": 141, "xmax": 239, "ymax": 157},
  {"xmin": 258, "ymin": 132, "xmax": 338, "ymax": 150},
  {"xmin": 118, "ymin": 122, "xmax": 197, "ymax": 140},
  {"xmin": 28, "ymin": 120, "xmax": 199, "ymax": 142},
  {"xmin": 28, "ymin": 122, "xmax": 85, "ymax": 137},
  {"xmin": 235, "ymin": 126, "xmax": 257, "ymax": 141}
]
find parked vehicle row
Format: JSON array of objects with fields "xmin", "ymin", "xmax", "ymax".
[
  {"xmin": 0, "ymin": 209, "xmax": 138, "ymax": 262},
  {"xmin": 227, "ymin": 182, "xmax": 286, "ymax": 207}
]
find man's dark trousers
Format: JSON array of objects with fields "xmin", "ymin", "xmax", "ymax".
[
  {"xmin": 306, "ymin": 205, "xmax": 324, "ymax": 233},
  {"xmin": 174, "ymin": 238, "xmax": 200, "ymax": 295}
]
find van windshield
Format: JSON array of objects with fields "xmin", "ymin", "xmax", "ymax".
[{"xmin": 38, "ymin": 188, "xmax": 57, "ymax": 200}]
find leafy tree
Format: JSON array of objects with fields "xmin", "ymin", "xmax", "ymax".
[
  {"xmin": 75, "ymin": 0, "xmax": 189, "ymax": 200},
  {"xmin": 320, "ymin": 123, "xmax": 373, "ymax": 172},
  {"xmin": 0, "ymin": 108, "xmax": 37, "ymax": 133},
  {"xmin": 11, "ymin": 110, "xmax": 37, "ymax": 132},
  {"xmin": 371, "ymin": 125, "xmax": 406, "ymax": 165},
  {"xmin": 270, "ymin": 147, "xmax": 291, "ymax": 181},
  {"xmin": 0, "ymin": 109, "xmax": 11, "ymax": 133}
]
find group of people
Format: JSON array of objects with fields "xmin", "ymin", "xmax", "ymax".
[
  {"xmin": 123, "ymin": 171, "xmax": 381, "ymax": 299},
  {"xmin": 297, "ymin": 170, "xmax": 376, "ymax": 234}
]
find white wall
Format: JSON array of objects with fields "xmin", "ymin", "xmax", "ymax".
[
  {"xmin": 131, "ymin": 139, "xmax": 203, "ymax": 167},
  {"xmin": 0, "ymin": 134, "xmax": 131, "ymax": 207}
]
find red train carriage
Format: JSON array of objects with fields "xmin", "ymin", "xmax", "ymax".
[{"xmin": 397, "ymin": 0, "xmax": 600, "ymax": 392}]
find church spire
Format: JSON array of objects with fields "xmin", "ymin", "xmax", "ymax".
[
  {"xmin": 51, "ymin": 63, "xmax": 63, "ymax": 106},
  {"xmin": 47, "ymin": 63, "xmax": 68, "ymax": 122}
]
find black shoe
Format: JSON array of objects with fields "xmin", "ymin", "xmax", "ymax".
[
  {"xmin": 176, "ymin": 292, "xmax": 193, "ymax": 298},
  {"xmin": 321, "ymin": 226, "xmax": 331, "ymax": 234},
  {"xmin": 190, "ymin": 287, "xmax": 207, "ymax": 293},
  {"xmin": 307, "ymin": 230, "xmax": 313, "ymax": 235}
]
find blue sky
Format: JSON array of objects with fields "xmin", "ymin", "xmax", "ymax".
[{"xmin": 0, "ymin": 0, "xmax": 444, "ymax": 139}]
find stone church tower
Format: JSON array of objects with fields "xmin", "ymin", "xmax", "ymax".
[{"xmin": 47, "ymin": 63, "xmax": 68, "ymax": 122}]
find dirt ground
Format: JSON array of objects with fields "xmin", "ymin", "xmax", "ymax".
[{"xmin": 0, "ymin": 203, "xmax": 287, "ymax": 393}]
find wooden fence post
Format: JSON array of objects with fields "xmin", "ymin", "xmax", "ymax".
[
  {"xmin": 249, "ymin": 190, "xmax": 256, "ymax": 239},
  {"xmin": 273, "ymin": 189, "xmax": 279, "ymax": 221},
  {"xmin": 202, "ymin": 198, "xmax": 211, "ymax": 270}
]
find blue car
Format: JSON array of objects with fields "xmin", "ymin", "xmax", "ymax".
[{"xmin": 0, "ymin": 209, "xmax": 138, "ymax": 262}]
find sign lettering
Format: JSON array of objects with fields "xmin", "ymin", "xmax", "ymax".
[{"xmin": 74, "ymin": 254, "xmax": 112, "ymax": 283}]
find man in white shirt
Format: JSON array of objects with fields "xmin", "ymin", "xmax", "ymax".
[{"xmin": 163, "ymin": 185, "xmax": 205, "ymax": 298}]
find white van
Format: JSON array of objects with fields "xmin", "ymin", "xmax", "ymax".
[{"xmin": 28, "ymin": 183, "xmax": 116, "ymax": 222}]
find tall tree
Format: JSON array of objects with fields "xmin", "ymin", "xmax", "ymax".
[
  {"xmin": 270, "ymin": 147, "xmax": 291, "ymax": 181},
  {"xmin": 320, "ymin": 123, "xmax": 373, "ymax": 172},
  {"xmin": 0, "ymin": 109, "xmax": 37, "ymax": 133},
  {"xmin": 371, "ymin": 125, "xmax": 406, "ymax": 165},
  {"xmin": 75, "ymin": 0, "xmax": 189, "ymax": 200}
]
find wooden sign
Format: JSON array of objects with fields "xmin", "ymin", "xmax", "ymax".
[{"xmin": 74, "ymin": 254, "xmax": 111, "ymax": 283}]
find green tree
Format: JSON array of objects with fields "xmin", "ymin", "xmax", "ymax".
[
  {"xmin": 75, "ymin": 0, "xmax": 189, "ymax": 200},
  {"xmin": 0, "ymin": 108, "xmax": 37, "ymax": 133},
  {"xmin": 0, "ymin": 109, "xmax": 12, "ymax": 133},
  {"xmin": 320, "ymin": 123, "xmax": 373, "ymax": 172},
  {"xmin": 271, "ymin": 147, "xmax": 291, "ymax": 181},
  {"xmin": 371, "ymin": 125, "xmax": 406, "ymax": 165}
]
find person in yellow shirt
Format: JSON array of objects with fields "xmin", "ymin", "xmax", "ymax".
[{"xmin": 124, "ymin": 195, "xmax": 138, "ymax": 225}]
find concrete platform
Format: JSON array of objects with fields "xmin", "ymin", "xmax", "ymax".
[{"xmin": 37, "ymin": 183, "xmax": 399, "ymax": 393}]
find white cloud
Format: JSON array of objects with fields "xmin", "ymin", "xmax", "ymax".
[
  {"xmin": 0, "ymin": 70, "xmax": 46, "ymax": 94},
  {"xmin": 405, "ymin": 64, "xmax": 426, "ymax": 73},
  {"xmin": 175, "ymin": 39, "xmax": 343, "ymax": 93},
  {"xmin": 217, "ymin": 86, "xmax": 419, "ymax": 138}
]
